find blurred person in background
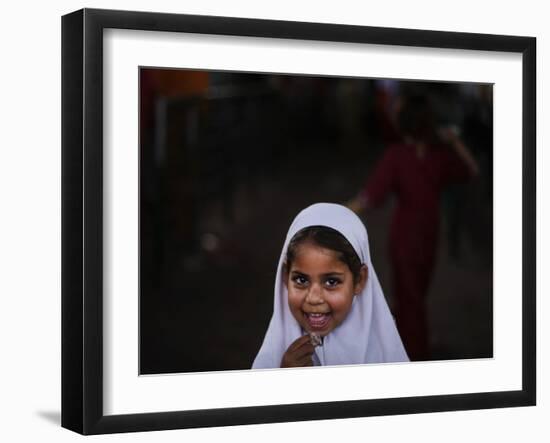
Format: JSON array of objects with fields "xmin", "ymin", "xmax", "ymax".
[{"xmin": 347, "ymin": 94, "xmax": 479, "ymax": 360}]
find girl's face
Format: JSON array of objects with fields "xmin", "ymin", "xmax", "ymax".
[{"xmin": 285, "ymin": 241, "xmax": 367, "ymax": 337}]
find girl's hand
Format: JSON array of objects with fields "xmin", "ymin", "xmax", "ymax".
[{"xmin": 281, "ymin": 335, "xmax": 315, "ymax": 368}]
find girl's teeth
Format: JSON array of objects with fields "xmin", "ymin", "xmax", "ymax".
[{"xmin": 306, "ymin": 312, "xmax": 330, "ymax": 329}]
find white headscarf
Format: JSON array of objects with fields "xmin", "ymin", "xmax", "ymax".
[{"xmin": 252, "ymin": 203, "xmax": 409, "ymax": 369}]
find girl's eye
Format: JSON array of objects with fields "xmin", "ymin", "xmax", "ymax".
[
  {"xmin": 325, "ymin": 278, "xmax": 341, "ymax": 287},
  {"xmin": 293, "ymin": 276, "xmax": 308, "ymax": 286}
]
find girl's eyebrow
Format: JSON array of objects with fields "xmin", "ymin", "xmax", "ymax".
[
  {"xmin": 290, "ymin": 270, "xmax": 345, "ymax": 277},
  {"xmin": 290, "ymin": 270, "xmax": 308, "ymax": 276}
]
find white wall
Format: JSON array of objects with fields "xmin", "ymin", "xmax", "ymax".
[{"xmin": 0, "ymin": 0, "xmax": 546, "ymax": 441}]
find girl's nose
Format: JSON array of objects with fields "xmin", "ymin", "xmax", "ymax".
[{"xmin": 305, "ymin": 284, "xmax": 323, "ymax": 304}]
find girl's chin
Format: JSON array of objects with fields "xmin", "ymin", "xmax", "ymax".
[
  {"xmin": 308, "ymin": 326, "xmax": 331, "ymax": 334},
  {"xmin": 309, "ymin": 329, "xmax": 330, "ymax": 337}
]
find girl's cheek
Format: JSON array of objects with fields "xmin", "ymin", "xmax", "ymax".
[
  {"xmin": 287, "ymin": 290, "xmax": 302, "ymax": 303},
  {"xmin": 325, "ymin": 290, "xmax": 353, "ymax": 306}
]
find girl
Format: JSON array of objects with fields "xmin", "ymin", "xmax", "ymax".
[{"xmin": 252, "ymin": 203, "xmax": 408, "ymax": 369}]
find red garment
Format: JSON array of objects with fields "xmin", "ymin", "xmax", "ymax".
[{"xmin": 362, "ymin": 143, "xmax": 470, "ymax": 360}]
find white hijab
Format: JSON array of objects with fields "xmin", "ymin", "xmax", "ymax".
[{"xmin": 252, "ymin": 203, "xmax": 409, "ymax": 369}]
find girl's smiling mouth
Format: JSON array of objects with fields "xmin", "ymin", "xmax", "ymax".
[{"xmin": 304, "ymin": 312, "xmax": 331, "ymax": 331}]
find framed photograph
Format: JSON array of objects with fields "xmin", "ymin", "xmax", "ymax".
[{"xmin": 62, "ymin": 8, "xmax": 536, "ymax": 435}]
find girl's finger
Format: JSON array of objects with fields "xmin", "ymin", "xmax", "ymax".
[
  {"xmin": 293, "ymin": 342, "xmax": 314, "ymax": 359},
  {"xmin": 288, "ymin": 334, "xmax": 313, "ymax": 352},
  {"xmin": 297, "ymin": 356, "xmax": 313, "ymax": 367}
]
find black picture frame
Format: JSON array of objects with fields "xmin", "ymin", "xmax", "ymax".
[{"xmin": 61, "ymin": 8, "xmax": 536, "ymax": 435}]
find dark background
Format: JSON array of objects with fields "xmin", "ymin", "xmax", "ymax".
[{"xmin": 139, "ymin": 68, "xmax": 493, "ymax": 374}]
